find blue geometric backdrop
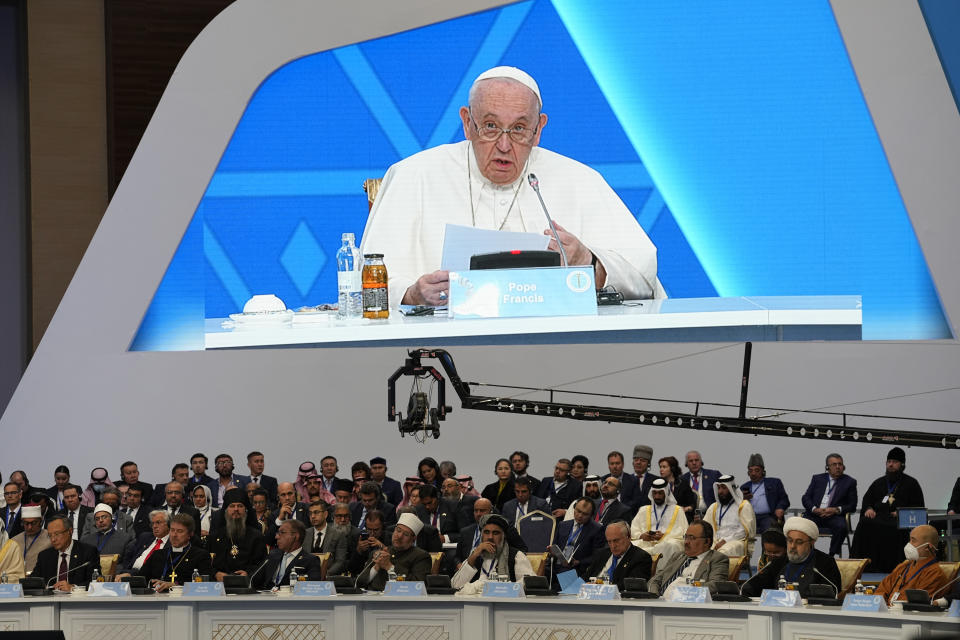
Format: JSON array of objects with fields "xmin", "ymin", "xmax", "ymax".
[{"xmin": 132, "ymin": 0, "xmax": 949, "ymax": 350}]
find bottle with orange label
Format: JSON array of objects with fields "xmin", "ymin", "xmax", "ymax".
[{"xmin": 362, "ymin": 254, "xmax": 389, "ymax": 319}]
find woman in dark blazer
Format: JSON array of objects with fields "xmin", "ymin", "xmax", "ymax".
[
  {"xmin": 659, "ymin": 456, "xmax": 698, "ymax": 521},
  {"xmin": 480, "ymin": 458, "xmax": 516, "ymax": 511}
]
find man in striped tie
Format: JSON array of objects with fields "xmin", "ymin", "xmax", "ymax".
[{"xmin": 647, "ymin": 521, "xmax": 729, "ymax": 598}]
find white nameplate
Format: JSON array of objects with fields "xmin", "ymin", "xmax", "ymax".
[
  {"xmin": 382, "ymin": 581, "xmax": 426, "ymax": 597},
  {"xmin": 292, "ymin": 581, "xmax": 335, "ymax": 597},
  {"xmin": 760, "ymin": 588, "xmax": 803, "ymax": 607},
  {"xmin": 481, "ymin": 581, "xmax": 523, "ymax": 598},
  {"xmin": 667, "ymin": 585, "xmax": 712, "ymax": 603},
  {"xmin": 577, "ymin": 583, "xmax": 620, "ymax": 600},
  {"xmin": 182, "ymin": 582, "xmax": 225, "ymax": 597},
  {"xmin": 841, "ymin": 593, "xmax": 887, "ymax": 612},
  {"xmin": 87, "ymin": 582, "xmax": 131, "ymax": 597}
]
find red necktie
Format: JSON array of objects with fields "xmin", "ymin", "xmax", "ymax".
[
  {"xmin": 144, "ymin": 538, "xmax": 163, "ymax": 563},
  {"xmin": 58, "ymin": 552, "xmax": 69, "ymax": 582},
  {"xmin": 596, "ymin": 499, "xmax": 607, "ymax": 522}
]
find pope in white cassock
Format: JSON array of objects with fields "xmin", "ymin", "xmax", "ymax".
[
  {"xmin": 359, "ymin": 66, "xmax": 664, "ymax": 308},
  {"xmin": 630, "ymin": 478, "xmax": 687, "ymax": 567}
]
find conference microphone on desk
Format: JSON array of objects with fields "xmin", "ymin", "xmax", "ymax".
[
  {"xmin": 45, "ymin": 560, "xmax": 93, "ymax": 590},
  {"xmin": 244, "ymin": 557, "xmax": 272, "ymax": 589},
  {"xmin": 812, "ymin": 567, "xmax": 840, "ymax": 598},
  {"xmin": 528, "ymin": 173, "xmax": 568, "ymax": 268}
]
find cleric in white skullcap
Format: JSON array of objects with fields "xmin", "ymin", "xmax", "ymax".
[
  {"xmin": 360, "ymin": 65, "xmax": 664, "ymax": 309},
  {"xmin": 741, "ymin": 516, "xmax": 842, "ymax": 598}
]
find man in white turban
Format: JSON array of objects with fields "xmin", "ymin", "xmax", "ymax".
[
  {"xmin": 360, "ymin": 66, "xmax": 663, "ymax": 309},
  {"xmin": 630, "ymin": 478, "xmax": 687, "ymax": 566},
  {"xmin": 741, "ymin": 516, "xmax": 842, "ymax": 598},
  {"xmin": 703, "ymin": 475, "xmax": 755, "ymax": 557},
  {"xmin": 358, "ymin": 512, "xmax": 432, "ymax": 591}
]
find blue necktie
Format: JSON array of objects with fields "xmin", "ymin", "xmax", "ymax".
[{"xmin": 608, "ymin": 554, "xmax": 619, "ymax": 581}]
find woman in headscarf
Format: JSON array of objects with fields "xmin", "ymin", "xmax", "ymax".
[{"xmin": 192, "ymin": 484, "xmax": 218, "ymax": 540}]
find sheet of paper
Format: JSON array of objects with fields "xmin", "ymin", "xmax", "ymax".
[
  {"xmin": 557, "ymin": 569, "xmax": 585, "ymax": 594},
  {"xmin": 440, "ymin": 224, "xmax": 550, "ymax": 272}
]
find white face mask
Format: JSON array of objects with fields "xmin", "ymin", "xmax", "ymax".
[{"xmin": 903, "ymin": 542, "xmax": 927, "ymax": 561}]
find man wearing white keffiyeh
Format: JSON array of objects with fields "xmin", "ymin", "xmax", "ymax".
[
  {"xmin": 452, "ymin": 514, "xmax": 534, "ymax": 593},
  {"xmin": 630, "ymin": 478, "xmax": 688, "ymax": 566}
]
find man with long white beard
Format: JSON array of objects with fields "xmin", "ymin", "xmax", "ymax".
[
  {"xmin": 703, "ymin": 475, "xmax": 755, "ymax": 557},
  {"xmin": 208, "ymin": 489, "xmax": 266, "ymax": 582},
  {"xmin": 452, "ymin": 514, "xmax": 535, "ymax": 593},
  {"xmin": 630, "ymin": 479, "xmax": 688, "ymax": 566},
  {"xmin": 741, "ymin": 517, "xmax": 842, "ymax": 598}
]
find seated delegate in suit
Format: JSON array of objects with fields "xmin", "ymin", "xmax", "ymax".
[
  {"xmin": 536, "ymin": 458, "xmax": 582, "ymax": 518},
  {"xmin": 33, "ymin": 514, "xmax": 98, "ymax": 590},
  {"xmin": 501, "ymin": 476, "xmax": 547, "ymax": 526},
  {"xmin": 138, "ymin": 513, "xmax": 212, "ymax": 591},
  {"xmin": 740, "ymin": 453, "xmax": 789, "ymax": 533},
  {"xmin": 254, "ymin": 519, "xmax": 323, "ymax": 589},
  {"xmin": 551, "ymin": 498, "xmax": 604, "ymax": 579},
  {"xmin": 350, "ymin": 482, "xmax": 397, "ymax": 530},
  {"xmin": 741, "ymin": 517, "xmax": 842, "ymax": 598},
  {"xmin": 82, "ymin": 487, "xmax": 133, "ymax": 536},
  {"xmin": 801, "ymin": 453, "xmax": 858, "ymax": 557},
  {"xmin": 11, "ymin": 505, "xmax": 51, "ymax": 575},
  {"xmin": 79, "ymin": 503, "xmax": 134, "ymax": 557},
  {"xmin": 874, "ymin": 524, "xmax": 949, "ymax": 605},
  {"xmin": 452, "ymin": 514, "xmax": 535, "ymax": 593},
  {"xmin": 303, "ymin": 502, "xmax": 348, "ymax": 576},
  {"xmin": 480, "ymin": 459, "xmax": 516, "ymax": 512},
  {"xmin": 647, "ymin": 521, "xmax": 729, "ymax": 597},
  {"xmin": 595, "ymin": 476, "xmax": 633, "ymax": 528},
  {"xmin": 585, "ymin": 520, "xmax": 652, "ymax": 590},
  {"xmin": 631, "ymin": 444, "xmax": 660, "ymax": 509},
  {"xmin": 441, "ymin": 477, "xmax": 479, "ymax": 534},
  {"xmin": 414, "ymin": 484, "xmax": 461, "ymax": 543},
  {"xmin": 121, "ymin": 486, "xmax": 152, "ymax": 537},
  {"xmin": 356, "ymin": 513, "xmax": 432, "ymax": 591},
  {"xmin": 679, "ymin": 451, "xmax": 721, "ymax": 514},
  {"xmin": 208, "ymin": 489, "xmax": 267, "ymax": 581},
  {"xmin": 347, "ymin": 508, "xmax": 386, "ymax": 575},
  {"xmin": 602, "ymin": 451, "xmax": 639, "ymax": 510}
]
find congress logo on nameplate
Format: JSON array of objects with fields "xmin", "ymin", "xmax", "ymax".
[
  {"xmin": 577, "ymin": 583, "xmax": 620, "ymax": 600},
  {"xmin": 383, "ymin": 581, "xmax": 426, "ymax": 597},
  {"xmin": 841, "ymin": 594, "xmax": 887, "ymax": 612},
  {"xmin": 667, "ymin": 585, "xmax": 712, "ymax": 603},
  {"xmin": 481, "ymin": 581, "xmax": 523, "ymax": 598},
  {"xmin": 0, "ymin": 584, "xmax": 22, "ymax": 599}
]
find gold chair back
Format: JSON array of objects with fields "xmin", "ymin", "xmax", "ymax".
[
  {"xmin": 99, "ymin": 554, "xmax": 119, "ymax": 579},
  {"xmin": 836, "ymin": 558, "xmax": 870, "ymax": 594}
]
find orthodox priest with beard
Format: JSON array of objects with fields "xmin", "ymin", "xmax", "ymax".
[{"xmin": 208, "ymin": 489, "xmax": 267, "ymax": 581}]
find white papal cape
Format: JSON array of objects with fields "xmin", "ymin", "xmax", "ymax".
[{"xmin": 360, "ymin": 141, "xmax": 663, "ymax": 307}]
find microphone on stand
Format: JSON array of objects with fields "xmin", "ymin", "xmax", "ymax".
[
  {"xmin": 45, "ymin": 560, "xmax": 93, "ymax": 590},
  {"xmin": 528, "ymin": 173, "xmax": 568, "ymax": 267},
  {"xmin": 812, "ymin": 567, "xmax": 840, "ymax": 598},
  {"xmin": 245, "ymin": 557, "xmax": 272, "ymax": 590}
]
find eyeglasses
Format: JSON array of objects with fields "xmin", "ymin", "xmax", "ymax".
[{"xmin": 470, "ymin": 112, "xmax": 538, "ymax": 145}]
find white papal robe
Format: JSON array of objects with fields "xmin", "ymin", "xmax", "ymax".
[{"xmin": 360, "ymin": 141, "xmax": 663, "ymax": 307}]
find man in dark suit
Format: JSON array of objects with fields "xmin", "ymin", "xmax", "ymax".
[
  {"xmin": 120, "ymin": 510, "xmax": 170, "ymax": 573},
  {"xmin": 187, "ymin": 453, "xmax": 219, "ymax": 502},
  {"xmin": 59, "ymin": 485, "xmax": 92, "ymax": 540},
  {"xmin": 502, "ymin": 476, "xmax": 548, "ymax": 526},
  {"xmin": 255, "ymin": 519, "xmax": 324, "ymax": 588},
  {"xmin": 349, "ymin": 482, "xmax": 397, "ymax": 530},
  {"xmin": 414, "ymin": 484, "xmax": 461, "ymax": 542},
  {"xmin": 602, "ymin": 451, "xmax": 639, "ymax": 510},
  {"xmin": 150, "ymin": 463, "xmax": 190, "ymax": 507},
  {"xmin": 303, "ymin": 501, "xmax": 348, "ymax": 576},
  {"xmin": 357, "ymin": 513, "xmax": 432, "ymax": 591},
  {"xmin": 648, "ymin": 521, "xmax": 729, "ymax": 596},
  {"xmin": 345, "ymin": 506, "xmax": 383, "ymax": 575},
  {"xmin": 456, "ymin": 498, "xmax": 493, "ymax": 563},
  {"xmin": 34, "ymin": 514, "xmax": 98, "ymax": 589},
  {"xmin": 442, "ymin": 477, "xmax": 478, "ymax": 527},
  {"xmin": 679, "ymin": 451, "xmax": 722, "ymax": 513},
  {"xmin": 245, "ymin": 451, "xmax": 279, "ymax": 507},
  {"xmin": 159, "ymin": 482, "xmax": 202, "ymax": 538},
  {"xmin": 535, "ymin": 459, "xmax": 582, "ymax": 518},
  {"xmin": 121, "ymin": 485, "xmax": 152, "ymax": 537},
  {"xmin": 1, "ymin": 481, "xmax": 24, "ymax": 537},
  {"xmin": 118, "ymin": 461, "xmax": 154, "ymax": 507},
  {"xmin": 82, "ymin": 487, "xmax": 134, "ymax": 535},
  {"xmin": 139, "ymin": 514, "xmax": 211, "ymax": 590},
  {"xmin": 595, "ymin": 476, "xmax": 633, "ymax": 528},
  {"xmin": 551, "ymin": 498, "xmax": 605, "ymax": 579},
  {"xmin": 44, "ymin": 465, "xmax": 72, "ymax": 511},
  {"xmin": 801, "ymin": 453, "xmax": 858, "ymax": 557},
  {"xmin": 631, "ymin": 444, "xmax": 660, "ymax": 508},
  {"xmin": 585, "ymin": 520, "xmax": 652, "ymax": 590},
  {"xmin": 740, "ymin": 453, "xmax": 790, "ymax": 533},
  {"xmin": 510, "ymin": 451, "xmax": 541, "ymax": 495},
  {"xmin": 370, "ymin": 457, "xmax": 404, "ymax": 508},
  {"xmin": 212, "ymin": 454, "xmax": 251, "ymax": 507}
]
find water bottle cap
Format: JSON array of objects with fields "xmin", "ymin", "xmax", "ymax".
[{"xmin": 342, "ymin": 233, "xmax": 355, "ymax": 242}]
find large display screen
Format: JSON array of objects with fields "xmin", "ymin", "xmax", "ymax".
[{"xmin": 132, "ymin": 0, "xmax": 950, "ymax": 350}]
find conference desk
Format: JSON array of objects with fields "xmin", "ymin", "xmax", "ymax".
[
  {"xmin": 1, "ymin": 591, "xmax": 954, "ymax": 640},
  {"xmin": 205, "ymin": 295, "xmax": 862, "ymax": 349}
]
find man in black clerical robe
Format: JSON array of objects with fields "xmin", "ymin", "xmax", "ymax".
[
  {"xmin": 140, "ymin": 514, "xmax": 212, "ymax": 591},
  {"xmin": 208, "ymin": 489, "xmax": 267, "ymax": 581},
  {"xmin": 357, "ymin": 512, "xmax": 432, "ymax": 591},
  {"xmin": 851, "ymin": 447, "xmax": 924, "ymax": 572}
]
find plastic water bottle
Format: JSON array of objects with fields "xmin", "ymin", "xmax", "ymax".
[
  {"xmin": 0, "ymin": 572, "xmax": 7, "ymax": 584},
  {"xmin": 91, "ymin": 568, "xmax": 101, "ymax": 583},
  {"xmin": 855, "ymin": 579, "xmax": 864, "ymax": 594},
  {"xmin": 387, "ymin": 567, "xmax": 397, "ymax": 582},
  {"xmin": 192, "ymin": 568, "xmax": 201, "ymax": 583},
  {"xmin": 336, "ymin": 233, "xmax": 362, "ymax": 319},
  {"xmin": 289, "ymin": 567, "xmax": 299, "ymax": 586},
  {"xmin": 777, "ymin": 577, "xmax": 787, "ymax": 591}
]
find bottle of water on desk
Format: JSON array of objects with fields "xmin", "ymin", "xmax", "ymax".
[{"xmin": 336, "ymin": 233, "xmax": 362, "ymax": 319}]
